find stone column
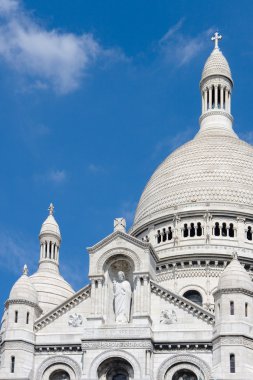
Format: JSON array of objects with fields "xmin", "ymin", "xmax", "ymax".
[
  {"xmin": 204, "ymin": 90, "xmax": 208, "ymax": 111},
  {"xmin": 209, "ymin": 87, "xmax": 212, "ymax": 109},
  {"xmin": 214, "ymin": 85, "xmax": 218, "ymax": 108},
  {"xmin": 225, "ymin": 89, "xmax": 229, "ymax": 112},
  {"xmin": 237, "ymin": 217, "xmax": 246, "ymax": 244},
  {"xmin": 220, "ymin": 86, "xmax": 224, "ymax": 109}
]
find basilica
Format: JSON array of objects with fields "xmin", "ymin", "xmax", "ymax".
[{"xmin": 0, "ymin": 33, "xmax": 253, "ymax": 380}]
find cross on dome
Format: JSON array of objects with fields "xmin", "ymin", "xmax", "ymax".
[
  {"xmin": 48, "ymin": 203, "xmax": 54, "ymax": 215},
  {"xmin": 211, "ymin": 31, "xmax": 222, "ymax": 49}
]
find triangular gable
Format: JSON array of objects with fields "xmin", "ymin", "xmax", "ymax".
[
  {"xmin": 150, "ymin": 281, "xmax": 215, "ymax": 325},
  {"xmin": 87, "ymin": 230, "xmax": 157, "ymax": 259},
  {"xmin": 34, "ymin": 284, "xmax": 91, "ymax": 332}
]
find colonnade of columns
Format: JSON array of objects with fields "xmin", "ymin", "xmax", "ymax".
[
  {"xmin": 202, "ymin": 85, "xmax": 231, "ymax": 113},
  {"xmin": 40, "ymin": 241, "xmax": 59, "ymax": 261}
]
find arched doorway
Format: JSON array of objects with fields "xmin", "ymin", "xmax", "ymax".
[
  {"xmin": 97, "ymin": 357, "xmax": 133, "ymax": 380},
  {"xmin": 49, "ymin": 370, "xmax": 70, "ymax": 380},
  {"xmin": 172, "ymin": 369, "xmax": 197, "ymax": 380}
]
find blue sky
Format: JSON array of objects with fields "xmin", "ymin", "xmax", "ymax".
[{"xmin": 1, "ymin": 0, "xmax": 253, "ymax": 313}]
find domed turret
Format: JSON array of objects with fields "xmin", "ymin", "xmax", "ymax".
[
  {"xmin": 218, "ymin": 252, "xmax": 253, "ymax": 292},
  {"xmin": 9, "ymin": 265, "xmax": 38, "ymax": 305},
  {"xmin": 40, "ymin": 205, "xmax": 61, "ymax": 238}
]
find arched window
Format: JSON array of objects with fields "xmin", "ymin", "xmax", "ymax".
[
  {"xmin": 230, "ymin": 354, "xmax": 235, "ymax": 373},
  {"xmin": 172, "ymin": 369, "xmax": 197, "ymax": 380},
  {"xmin": 229, "ymin": 223, "xmax": 234, "ymax": 237},
  {"xmin": 222, "ymin": 222, "xmax": 227, "ymax": 236},
  {"xmin": 196, "ymin": 222, "xmax": 202, "ymax": 236},
  {"xmin": 245, "ymin": 302, "xmax": 248, "ymax": 317},
  {"xmin": 162, "ymin": 228, "xmax": 167, "ymax": 242},
  {"xmin": 49, "ymin": 241, "xmax": 52, "ymax": 259},
  {"xmin": 26, "ymin": 312, "xmax": 29, "ymax": 325},
  {"xmin": 157, "ymin": 230, "xmax": 161, "ymax": 244},
  {"xmin": 168, "ymin": 227, "xmax": 173, "ymax": 240},
  {"xmin": 212, "ymin": 85, "xmax": 215, "ymax": 108},
  {"xmin": 214, "ymin": 222, "xmax": 220, "ymax": 236},
  {"xmin": 247, "ymin": 226, "xmax": 252, "ymax": 240},
  {"xmin": 10, "ymin": 356, "xmax": 15, "ymax": 373},
  {"xmin": 183, "ymin": 224, "xmax": 188, "ymax": 238},
  {"xmin": 49, "ymin": 370, "xmax": 70, "ymax": 380},
  {"xmin": 230, "ymin": 301, "xmax": 234, "ymax": 315},
  {"xmin": 15, "ymin": 311, "xmax": 18, "ymax": 323},
  {"xmin": 183, "ymin": 290, "xmax": 203, "ymax": 306},
  {"xmin": 190, "ymin": 223, "xmax": 195, "ymax": 237}
]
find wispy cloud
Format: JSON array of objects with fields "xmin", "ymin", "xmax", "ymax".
[
  {"xmin": 118, "ymin": 200, "xmax": 137, "ymax": 227},
  {"xmin": 153, "ymin": 127, "xmax": 195, "ymax": 157},
  {"xmin": 0, "ymin": 0, "xmax": 125, "ymax": 94},
  {"xmin": 87, "ymin": 163, "xmax": 105, "ymax": 174},
  {"xmin": 158, "ymin": 20, "xmax": 213, "ymax": 66},
  {"xmin": 34, "ymin": 169, "xmax": 67, "ymax": 185},
  {"xmin": 0, "ymin": 231, "xmax": 37, "ymax": 275},
  {"xmin": 240, "ymin": 131, "xmax": 253, "ymax": 145}
]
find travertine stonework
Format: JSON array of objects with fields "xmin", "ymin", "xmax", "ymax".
[{"xmin": 0, "ymin": 33, "xmax": 253, "ymax": 380}]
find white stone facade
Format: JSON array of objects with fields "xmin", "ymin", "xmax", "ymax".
[{"xmin": 0, "ymin": 33, "xmax": 253, "ymax": 380}]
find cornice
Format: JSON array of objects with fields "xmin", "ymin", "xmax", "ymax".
[
  {"xmin": 34, "ymin": 284, "xmax": 91, "ymax": 332},
  {"xmin": 150, "ymin": 280, "xmax": 215, "ymax": 325},
  {"xmin": 213, "ymin": 287, "xmax": 253, "ymax": 297},
  {"xmin": 5, "ymin": 299, "xmax": 42, "ymax": 314}
]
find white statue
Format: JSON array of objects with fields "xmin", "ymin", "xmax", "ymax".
[{"xmin": 113, "ymin": 271, "xmax": 132, "ymax": 323}]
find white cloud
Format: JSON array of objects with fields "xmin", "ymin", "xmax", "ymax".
[
  {"xmin": 0, "ymin": 231, "xmax": 37, "ymax": 275},
  {"xmin": 0, "ymin": 0, "xmax": 18, "ymax": 14},
  {"xmin": 0, "ymin": 0, "xmax": 123, "ymax": 93},
  {"xmin": 159, "ymin": 20, "xmax": 213, "ymax": 66},
  {"xmin": 34, "ymin": 169, "xmax": 67, "ymax": 185},
  {"xmin": 87, "ymin": 163, "xmax": 105, "ymax": 174},
  {"xmin": 48, "ymin": 169, "xmax": 66, "ymax": 183}
]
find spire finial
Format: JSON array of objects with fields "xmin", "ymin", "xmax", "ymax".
[
  {"xmin": 23, "ymin": 264, "xmax": 28, "ymax": 276},
  {"xmin": 48, "ymin": 203, "xmax": 54, "ymax": 216},
  {"xmin": 211, "ymin": 31, "xmax": 222, "ymax": 49},
  {"xmin": 232, "ymin": 250, "xmax": 238, "ymax": 260}
]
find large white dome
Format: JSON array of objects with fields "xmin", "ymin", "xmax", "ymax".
[{"xmin": 133, "ymin": 128, "xmax": 253, "ymax": 230}]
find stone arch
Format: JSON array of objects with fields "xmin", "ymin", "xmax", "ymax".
[
  {"xmin": 88, "ymin": 349, "xmax": 142, "ymax": 379},
  {"xmin": 97, "ymin": 248, "xmax": 141, "ymax": 273},
  {"xmin": 157, "ymin": 354, "xmax": 211, "ymax": 380},
  {"xmin": 179, "ymin": 285, "xmax": 206, "ymax": 306},
  {"xmin": 36, "ymin": 355, "xmax": 81, "ymax": 380}
]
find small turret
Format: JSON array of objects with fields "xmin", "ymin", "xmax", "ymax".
[
  {"xmin": 0, "ymin": 266, "xmax": 41, "ymax": 379},
  {"xmin": 212, "ymin": 252, "xmax": 253, "ymax": 379}
]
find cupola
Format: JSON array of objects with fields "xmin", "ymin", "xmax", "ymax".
[
  {"xmin": 38, "ymin": 203, "xmax": 61, "ymax": 270},
  {"xmin": 199, "ymin": 32, "xmax": 236, "ymax": 137}
]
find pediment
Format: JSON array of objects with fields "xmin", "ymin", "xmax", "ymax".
[
  {"xmin": 150, "ymin": 281, "xmax": 215, "ymax": 326},
  {"xmin": 88, "ymin": 230, "xmax": 156, "ymax": 258},
  {"xmin": 34, "ymin": 284, "xmax": 91, "ymax": 332}
]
